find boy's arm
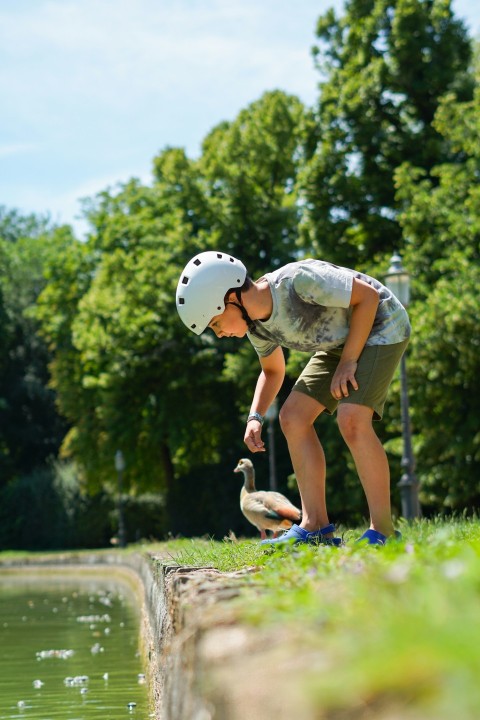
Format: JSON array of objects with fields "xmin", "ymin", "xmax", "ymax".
[
  {"xmin": 331, "ymin": 278, "xmax": 379, "ymax": 400},
  {"xmin": 244, "ymin": 347, "xmax": 285, "ymax": 453}
]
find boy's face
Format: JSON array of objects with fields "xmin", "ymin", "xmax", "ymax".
[{"xmin": 208, "ymin": 302, "xmax": 247, "ymax": 339}]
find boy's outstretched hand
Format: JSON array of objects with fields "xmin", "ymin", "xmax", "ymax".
[
  {"xmin": 244, "ymin": 419, "xmax": 266, "ymax": 452},
  {"xmin": 330, "ymin": 359, "xmax": 358, "ymax": 399}
]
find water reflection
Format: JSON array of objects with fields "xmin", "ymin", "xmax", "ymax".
[{"xmin": 0, "ymin": 570, "xmax": 151, "ymax": 719}]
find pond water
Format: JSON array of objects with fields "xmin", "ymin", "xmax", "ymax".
[{"xmin": 0, "ymin": 569, "xmax": 151, "ymax": 720}]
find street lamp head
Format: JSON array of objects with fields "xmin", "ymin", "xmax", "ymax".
[{"xmin": 385, "ymin": 252, "xmax": 410, "ymax": 307}]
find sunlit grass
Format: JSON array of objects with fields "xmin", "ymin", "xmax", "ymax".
[
  {"xmin": 2, "ymin": 519, "xmax": 480, "ymax": 717},
  {"xmin": 164, "ymin": 517, "xmax": 480, "ymax": 719},
  {"xmin": 160, "ymin": 535, "xmax": 264, "ymax": 572}
]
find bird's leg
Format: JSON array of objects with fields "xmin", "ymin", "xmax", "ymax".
[{"xmin": 260, "ymin": 529, "xmax": 267, "ymax": 540}]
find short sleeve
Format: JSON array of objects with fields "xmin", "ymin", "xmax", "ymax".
[
  {"xmin": 247, "ymin": 331, "xmax": 278, "ymax": 358},
  {"xmin": 292, "ymin": 263, "xmax": 353, "ymax": 308}
]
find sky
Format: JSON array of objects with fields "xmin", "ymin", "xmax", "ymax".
[{"xmin": 1, "ymin": 0, "xmax": 479, "ymax": 238}]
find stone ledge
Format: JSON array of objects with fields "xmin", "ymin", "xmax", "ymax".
[
  {"xmin": 152, "ymin": 558, "xmax": 321, "ymax": 720},
  {"xmin": 0, "ymin": 553, "xmax": 320, "ymax": 719}
]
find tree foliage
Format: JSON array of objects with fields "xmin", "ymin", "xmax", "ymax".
[
  {"xmin": 0, "ymin": 4, "xmax": 478, "ymax": 546},
  {"xmin": 31, "ymin": 92, "xmax": 309, "ymax": 503},
  {"xmin": 394, "ymin": 69, "xmax": 480, "ymax": 509},
  {"xmin": 0, "ymin": 210, "xmax": 67, "ymax": 486},
  {"xmin": 299, "ymin": 0, "xmax": 473, "ymax": 266},
  {"xmin": 199, "ymin": 90, "xmax": 306, "ymax": 271}
]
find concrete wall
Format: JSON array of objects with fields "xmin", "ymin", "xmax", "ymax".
[
  {"xmin": 0, "ymin": 551, "xmax": 308, "ymax": 719},
  {"xmin": 0, "ymin": 552, "xmax": 247, "ymax": 719}
]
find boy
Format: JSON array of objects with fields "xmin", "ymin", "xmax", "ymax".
[{"xmin": 176, "ymin": 251, "xmax": 410, "ymax": 545}]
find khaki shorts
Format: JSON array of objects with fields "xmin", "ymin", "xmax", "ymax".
[{"xmin": 293, "ymin": 339, "xmax": 409, "ymax": 421}]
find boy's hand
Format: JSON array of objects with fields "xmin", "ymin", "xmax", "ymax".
[
  {"xmin": 244, "ymin": 420, "xmax": 266, "ymax": 452},
  {"xmin": 331, "ymin": 359, "xmax": 358, "ymax": 399}
]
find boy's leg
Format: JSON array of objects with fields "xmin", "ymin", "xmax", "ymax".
[
  {"xmin": 280, "ymin": 342, "xmax": 407, "ymax": 538},
  {"xmin": 335, "ymin": 340, "xmax": 409, "ymax": 538},
  {"xmin": 337, "ymin": 404, "xmax": 394, "ymax": 537},
  {"xmin": 279, "ymin": 390, "xmax": 331, "ymax": 532}
]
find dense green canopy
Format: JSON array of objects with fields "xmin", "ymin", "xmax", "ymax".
[{"xmin": 0, "ymin": 0, "xmax": 478, "ymax": 547}]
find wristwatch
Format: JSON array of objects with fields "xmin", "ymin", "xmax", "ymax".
[{"xmin": 247, "ymin": 412, "xmax": 264, "ymax": 426}]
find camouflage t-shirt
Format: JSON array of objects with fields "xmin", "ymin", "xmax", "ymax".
[{"xmin": 247, "ymin": 259, "xmax": 411, "ymax": 358}]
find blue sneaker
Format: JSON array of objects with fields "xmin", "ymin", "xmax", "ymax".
[
  {"xmin": 260, "ymin": 523, "xmax": 343, "ymax": 547},
  {"xmin": 357, "ymin": 529, "xmax": 402, "ymax": 545}
]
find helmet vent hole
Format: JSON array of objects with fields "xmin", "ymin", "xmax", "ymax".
[
  {"xmin": 191, "ymin": 323, "xmax": 197, "ymax": 329},
  {"xmin": 193, "ymin": 259, "xmax": 201, "ymax": 266},
  {"xmin": 216, "ymin": 253, "xmax": 223, "ymax": 259},
  {"xmin": 178, "ymin": 297, "xmax": 185, "ymax": 305},
  {"xmin": 181, "ymin": 276, "xmax": 189, "ymax": 285},
  {"xmin": 229, "ymin": 257, "xmax": 234, "ymax": 263}
]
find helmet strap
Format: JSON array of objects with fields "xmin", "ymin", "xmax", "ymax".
[{"xmin": 225, "ymin": 289, "xmax": 256, "ymax": 332}]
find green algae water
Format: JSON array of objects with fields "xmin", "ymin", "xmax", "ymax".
[{"xmin": 0, "ymin": 569, "xmax": 151, "ymax": 720}]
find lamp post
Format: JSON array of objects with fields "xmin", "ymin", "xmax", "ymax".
[
  {"xmin": 114, "ymin": 450, "xmax": 127, "ymax": 548},
  {"xmin": 265, "ymin": 398, "xmax": 279, "ymax": 491},
  {"xmin": 385, "ymin": 253, "xmax": 421, "ymax": 521}
]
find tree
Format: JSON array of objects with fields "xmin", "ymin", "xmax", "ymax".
[
  {"xmin": 393, "ymin": 72, "xmax": 480, "ymax": 510},
  {"xmin": 33, "ymin": 92, "xmax": 311, "ymax": 530},
  {"xmin": 0, "ymin": 210, "xmax": 67, "ymax": 485},
  {"xmin": 200, "ymin": 90, "xmax": 306, "ymax": 273},
  {"xmin": 35, "ymin": 173, "xmax": 239, "ymax": 503},
  {"xmin": 298, "ymin": 0, "xmax": 473, "ymax": 266},
  {"xmin": 200, "ymin": 91, "xmax": 309, "ymax": 408}
]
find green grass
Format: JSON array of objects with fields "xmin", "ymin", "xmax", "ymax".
[
  {"xmin": 3, "ymin": 520, "xmax": 480, "ymax": 717},
  {"xmin": 165, "ymin": 518, "xmax": 480, "ymax": 719}
]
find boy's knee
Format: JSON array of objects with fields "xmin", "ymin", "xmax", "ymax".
[
  {"xmin": 279, "ymin": 392, "xmax": 324, "ymax": 437},
  {"xmin": 279, "ymin": 403, "xmax": 309, "ymax": 437},
  {"xmin": 278, "ymin": 405, "xmax": 295, "ymax": 436},
  {"xmin": 337, "ymin": 405, "xmax": 372, "ymax": 444}
]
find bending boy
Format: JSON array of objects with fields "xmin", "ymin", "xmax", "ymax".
[{"xmin": 176, "ymin": 252, "xmax": 410, "ymax": 545}]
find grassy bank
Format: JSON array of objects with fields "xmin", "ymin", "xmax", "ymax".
[
  {"xmin": 166, "ymin": 518, "xmax": 480, "ymax": 719},
  {"xmin": 2, "ymin": 519, "xmax": 479, "ymax": 718}
]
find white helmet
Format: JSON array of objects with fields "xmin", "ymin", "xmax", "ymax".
[{"xmin": 176, "ymin": 251, "xmax": 247, "ymax": 335}]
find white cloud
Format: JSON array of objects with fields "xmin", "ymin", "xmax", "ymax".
[
  {"xmin": 9, "ymin": 165, "xmax": 153, "ymax": 238},
  {"xmin": 0, "ymin": 1, "xmax": 317, "ymax": 107},
  {"xmin": 1, "ymin": 0, "xmax": 477, "ymax": 230},
  {"xmin": 0, "ymin": 0, "xmax": 323, "ymax": 223},
  {"xmin": 0, "ymin": 143, "xmax": 39, "ymax": 158}
]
